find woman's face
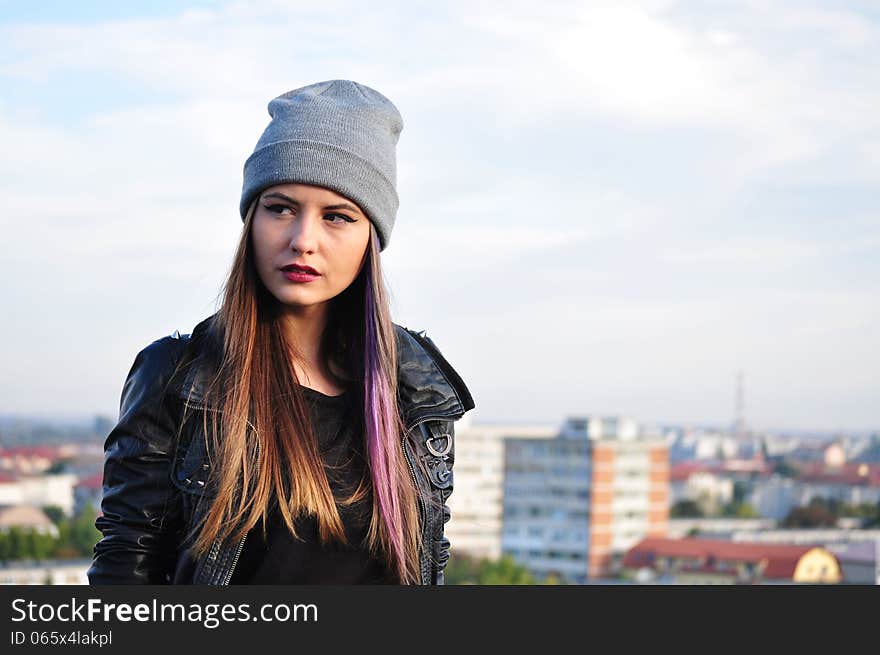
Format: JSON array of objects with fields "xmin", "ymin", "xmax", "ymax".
[{"xmin": 251, "ymin": 182, "xmax": 371, "ymax": 312}]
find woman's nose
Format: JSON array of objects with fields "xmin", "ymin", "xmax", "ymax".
[{"xmin": 287, "ymin": 212, "xmax": 320, "ymax": 252}]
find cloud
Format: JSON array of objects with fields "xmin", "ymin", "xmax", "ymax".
[
  {"xmin": 1, "ymin": 1, "xmax": 878, "ymax": 430},
  {"xmin": 453, "ymin": 2, "xmax": 880, "ymax": 183}
]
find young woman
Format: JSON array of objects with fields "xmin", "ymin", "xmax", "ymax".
[{"xmin": 87, "ymin": 80, "xmax": 475, "ymax": 585}]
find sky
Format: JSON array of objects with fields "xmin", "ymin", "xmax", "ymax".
[{"xmin": 1, "ymin": 0, "xmax": 878, "ymax": 433}]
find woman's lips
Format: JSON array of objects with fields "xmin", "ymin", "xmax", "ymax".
[{"xmin": 282, "ymin": 269, "xmax": 321, "ymax": 282}]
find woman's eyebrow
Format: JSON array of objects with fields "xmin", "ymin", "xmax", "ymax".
[{"xmin": 261, "ymin": 192, "xmax": 361, "ymax": 214}]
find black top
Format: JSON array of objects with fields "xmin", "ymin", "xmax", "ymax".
[{"xmin": 229, "ymin": 385, "xmax": 394, "ymax": 584}]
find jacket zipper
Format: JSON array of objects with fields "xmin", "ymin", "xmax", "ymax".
[
  {"xmin": 183, "ymin": 400, "xmax": 256, "ymax": 585},
  {"xmin": 401, "ymin": 430, "xmax": 427, "ymax": 584},
  {"xmin": 221, "ymin": 427, "xmax": 258, "ymax": 585}
]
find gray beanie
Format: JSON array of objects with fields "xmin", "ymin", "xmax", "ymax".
[{"xmin": 240, "ymin": 79, "xmax": 403, "ymax": 251}]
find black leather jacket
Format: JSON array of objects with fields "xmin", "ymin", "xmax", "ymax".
[{"xmin": 87, "ymin": 314, "xmax": 475, "ymax": 585}]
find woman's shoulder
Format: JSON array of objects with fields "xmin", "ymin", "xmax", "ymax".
[
  {"xmin": 124, "ymin": 314, "xmax": 216, "ymax": 404},
  {"xmin": 393, "ymin": 323, "xmax": 476, "ymax": 415},
  {"xmin": 392, "ymin": 323, "xmax": 461, "ymax": 373},
  {"xmin": 133, "ymin": 317, "xmax": 207, "ymax": 370},
  {"xmin": 129, "ymin": 331, "xmax": 189, "ymax": 377}
]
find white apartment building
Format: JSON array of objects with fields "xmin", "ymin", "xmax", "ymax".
[
  {"xmin": 444, "ymin": 417, "xmax": 557, "ymax": 561},
  {"xmin": 501, "ymin": 416, "xmax": 669, "ymax": 583},
  {"xmin": 0, "ymin": 559, "xmax": 91, "ymax": 585},
  {"xmin": 749, "ymin": 474, "xmax": 880, "ymax": 521},
  {"xmin": 0, "ymin": 474, "xmax": 78, "ymax": 516}
]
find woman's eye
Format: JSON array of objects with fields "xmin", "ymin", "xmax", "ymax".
[
  {"xmin": 263, "ymin": 205, "xmax": 354, "ymax": 223},
  {"xmin": 326, "ymin": 213, "xmax": 356, "ymax": 224}
]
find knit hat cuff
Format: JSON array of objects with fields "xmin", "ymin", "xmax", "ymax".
[{"xmin": 240, "ymin": 139, "xmax": 398, "ymax": 251}]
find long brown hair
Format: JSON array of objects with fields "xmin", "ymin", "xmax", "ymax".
[{"xmin": 184, "ymin": 198, "xmax": 422, "ymax": 584}]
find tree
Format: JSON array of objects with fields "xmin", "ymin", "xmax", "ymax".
[
  {"xmin": 782, "ymin": 503, "xmax": 836, "ymax": 528},
  {"xmin": 477, "ymin": 555, "xmax": 538, "ymax": 585},
  {"xmin": 0, "ymin": 527, "xmax": 55, "ymax": 562},
  {"xmin": 444, "ymin": 550, "xmax": 483, "ymax": 585},
  {"xmin": 721, "ymin": 497, "xmax": 760, "ymax": 519},
  {"xmin": 670, "ymin": 499, "xmax": 703, "ymax": 518},
  {"xmin": 50, "ymin": 502, "xmax": 103, "ymax": 558},
  {"xmin": 24, "ymin": 529, "xmax": 55, "ymax": 560},
  {"xmin": 4, "ymin": 527, "xmax": 26, "ymax": 562},
  {"xmin": 541, "ymin": 572, "xmax": 562, "ymax": 585},
  {"xmin": 0, "ymin": 529, "xmax": 12, "ymax": 562},
  {"xmin": 445, "ymin": 550, "xmax": 539, "ymax": 585},
  {"xmin": 0, "ymin": 503, "xmax": 103, "ymax": 564},
  {"xmin": 45, "ymin": 459, "xmax": 71, "ymax": 474},
  {"xmin": 733, "ymin": 503, "xmax": 760, "ymax": 519},
  {"xmin": 66, "ymin": 502, "xmax": 102, "ymax": 557},
  {"xmin": 864, "ymin": 502, "xmax": 880, "ymax": 528},
  {"xmin": 41, "ymin": 505, "xmax": 65, "ymax": 525},
  {"xmin": 773, "ymin": 461, "xmax": 800, "ymax": 478}
]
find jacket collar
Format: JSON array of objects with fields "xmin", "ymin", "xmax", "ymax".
[{"xmin": 173, "ymin": 314, "xmax": 475, "ymax": 430}]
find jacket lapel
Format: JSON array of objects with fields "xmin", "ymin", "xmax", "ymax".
[{"xmin": 394, "ymin": 326, "xmax": 474, "ymax": 428}]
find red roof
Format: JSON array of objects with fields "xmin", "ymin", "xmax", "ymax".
[
  {"xmin": 671, "ymin": 459, "xmax": 772, "ymax": 482},
  {"xmin": 795, "ymin": 462, "xmax": 880, "ymax": 487},
  {"xmin": 0, "ymin": 446, "xmax": 61, "ymax": 459},
  {"xmin": 720, "ymin": 458, "xmax": 772, "ymax": 475},
  {"xmin": 76, "ymin": 472, "xmax": 104, "ymax": 490},
  {"xmin": 623, "ymin": 537, "xmax": 823, "ymax": 580},
  {"xmin": 670, "ymin": 462, "xmax": 724, "ymax": 481}
]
